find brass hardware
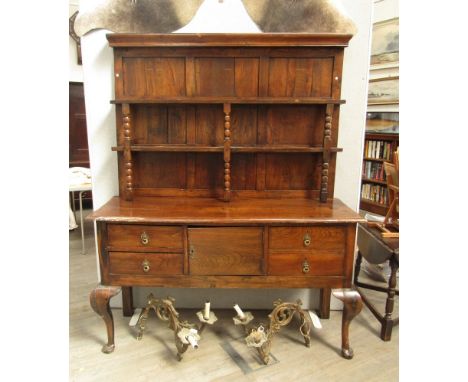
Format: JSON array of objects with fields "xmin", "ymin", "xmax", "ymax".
[
  {"xmin": 136, "ymin": 294, "xmax": 217, "ymax": 361},
  {"xmin": 141, "ymin": 231, "xmax": 149, "ymax": 245},
  {"xmin": 302, "ymin": 260, "xmax": 310, "ymax": 274},
  {"xmin": 142, "ymin": 259, "xmax": 150, "ymax": 273},
  {"xmin": 303, "ymin": 233, "xmax": 311, "ymax": 247},
  {"xmin": 189, "ymin": 245, "xmax": 196, "ymax": 259},
  {"xmin": 237, "ymin": 299, "xmax": 312, "ymax": 365}
]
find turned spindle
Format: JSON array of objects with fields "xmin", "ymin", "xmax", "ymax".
[
  {"xmin": 122, "ymin": 103, "xmax": 133, "ymax": 201},
  {"xmin": 223, "ymin": 103, "xmax": 231, "ymax": 202},
  {"xmin": 320, "ymin": 104, "xmax": 334, "ymax": 202}
]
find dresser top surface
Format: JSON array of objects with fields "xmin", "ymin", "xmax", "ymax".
[{"xmin": 89, "ymin": 196, "xmax": 364, "ymax": 225}]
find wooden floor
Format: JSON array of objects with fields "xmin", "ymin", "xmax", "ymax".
[{"xmin": 69, "ymin": 209, "xmax": 398, "ymax": 382}]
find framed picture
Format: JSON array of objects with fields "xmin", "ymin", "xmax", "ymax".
[
  {"xmin": 368, "ymin": 76, "xmax": 399, "ymax": 105},
  {"xmin": 366, "ymin": 112, "xmax": 399, "ymax": 134},
  {"xmin": 371, "ymin": 17, "xmax": 399, "ymax": 67}
]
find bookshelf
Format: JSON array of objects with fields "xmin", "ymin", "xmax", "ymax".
[{"xmin": 360, "ymin": 132, "xmax": 399, "ymax": 216}]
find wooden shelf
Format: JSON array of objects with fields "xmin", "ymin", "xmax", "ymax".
[
  {"xmin": 111, "ymin": 97, "xmax": 345, "ymax": 105},
  {"xmin": 361, "ymin": 178, "xmax": 386, "ymax": 185},
  {"xmin": 112, "ymin": 145, "xmax": 343, "ymax": 153},
  {"xmin": 360, "ymin": 199, "xmax": 388, "ymax": 216},
  {"xmin": 363, "ymin": 157, "xmax": 388, "ymax": 162},
  {"xmin": 361, "ymin": 198, "xmax": 388, "ymax": 208}
]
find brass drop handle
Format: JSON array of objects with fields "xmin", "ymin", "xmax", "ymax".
[
  {"xmin": 303, "ymin": 233, "xmax": 311, "ymax": 247},
  {"xmin": 302, "ymin": 260, "xmax": 310, "ymax": 274},
  {"xmin": 142, "ymin": 259, "xmax": 150, "ymax": 273},
  {"xmin": 141, "ymin": 231, "xmax": 149, "ymax": 245}
]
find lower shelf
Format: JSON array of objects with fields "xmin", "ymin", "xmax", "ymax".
[{"xmin": 360, "ymin": 199, "xmax": 388, "ymax": 216}]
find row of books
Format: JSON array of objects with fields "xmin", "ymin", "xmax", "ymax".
[
  {"xmin": 364, "ymin": 140, "xmax": 393, "ymax": 160},
  {"xmin": 361, "ymin": 183, "xmax": 388, "ymax": 205},
  {"xmin": 362, "ymin": 161, "xmax": 386, "ymax": 181}
]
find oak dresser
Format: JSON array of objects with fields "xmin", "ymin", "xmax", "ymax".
[{"xmin": 88, "ymin": 33, "xmax": 365, "ymax": 359}]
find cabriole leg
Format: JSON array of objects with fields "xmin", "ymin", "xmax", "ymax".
[
  {"xmin": 89, "ymin": 284, "xmax": 121, "ymax": 353},
  {"xmin": 332, "ymin": 289, "xmax": 363, "ymax": 359}
]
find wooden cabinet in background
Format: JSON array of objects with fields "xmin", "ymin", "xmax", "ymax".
[
  {"xmin": 69, "ymin": 82, "xmax": 93, "ymax": 209},
  {"xmin": 88, "ymin": 33, "xmax": 365, "ymax": 359}
]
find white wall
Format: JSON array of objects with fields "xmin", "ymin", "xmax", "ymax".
[
  {"xmin": 80, "ymin": 0, "xmax": 372, "ymax": 309},
  {"xmin": 334, "ymin": 0, "xmax": 373, "ymax": 211},
  {"xmin": 373, "ymin": 0, "xmax": 399, "ymax": 23}
]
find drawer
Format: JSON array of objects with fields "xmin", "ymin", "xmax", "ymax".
[
  {"xmin": 107, "ymin": 224, "xmax": 183, "ymax": 252},
  {"xmin": 109, "ymin": 252, "xmax": 183, "ymax": 276},
  {"xmin": 268, "ymin": 253, "xmax": 344, "ymax": 276},
  {"xmin": 188, "ymin": 227, "xmax": 263, "ymax": 275},
  {"xmin": 269, "ymin": 226, "xmax": 346, "ymax": 253}
]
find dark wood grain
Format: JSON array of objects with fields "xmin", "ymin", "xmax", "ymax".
[
  {"xmin": 268, "ymin": 253, "xmax": 344, "ymax": 276},
  {"xmin": 111, "ymin": 97, "xmax": 345, "ymax": 104},
  {"xmin": 107, "ymin": 33, "xmax": 353, "ymax": 47},
  {"xmin": 89, "ymin": 196, "xmax": 364, "ymax": 225},
  {"xmin": 89, "ymin": 33, "xmax": 364, "ymax": 358},
  {"xmin": 106, "ymin": 274, "xmax": 348, "ymax": 289},
  {"xmin": 109, "ymin": 252, "xmax": 183, "ymax": 276},
  {"xmin": 89, "ymin": 285, "xmax": 121, "ymax": 353},
  {"xmin": 107, "ymin": 224, "xmax": 183, "ymax": 252},
  {"xmin": 111, "ymin": 145, "xmax": 343, "ymax": 153},
  {"xmin": 269, "ymin": 226, "xmax": 346, "ymax": 252},
  {"xmin": 188, "ymin": 227, "xmax": 263, "ymax": 275}
]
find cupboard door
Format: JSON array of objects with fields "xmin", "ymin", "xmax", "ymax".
[{"xmin": 188, "ymin": 227, "xmax": 263, "ymax": 275}]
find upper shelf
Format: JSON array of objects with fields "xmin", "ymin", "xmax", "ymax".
[
  {"xmin": 112, "ymin": 144, "xmax": 343, "ymax": 153},
  {"xmin": 111, "ymin": 97, "xmax": 346, "ymax": 105}
]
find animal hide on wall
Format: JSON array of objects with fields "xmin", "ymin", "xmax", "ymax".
[{"xmin": 74, "ymin": 0, "xmax": 356, "ymax": 36}]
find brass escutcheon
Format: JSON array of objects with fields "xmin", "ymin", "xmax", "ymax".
[
  {"xmin": 141, "ymin": 231, "xmax": 149, "ymax": 245},
  {"xmin": 189, "ymin": 245, "xmax": 196, "ymax": 259},
  {"xmin": 302, "ymin": 260, "xmax": 310, "ymax": 274},
  {"xmin": 303, "ymin": 233, "xmax": 311, "ymax": 247},
  {"xmin": 142, "ymin": 259, "xmax": 150, "ymax": 272}
]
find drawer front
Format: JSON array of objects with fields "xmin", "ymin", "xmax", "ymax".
[
  {"xmin": 269, "ymin": 226, "xmax": 346, "ymax": 253},
  {"xmin": 188, "ymin": 227, "xmax": 263, "ymax": 275},
  {"xmin": 109, "ymin": 252, "xmax": 183, "ymax": 276},
  {"xmin": 268, "ymin": 253, "xmax": 344, "ymax": 276},
  {"xmin": 107, "ymin": 224, "xmax": 183, "ymax": 252}
]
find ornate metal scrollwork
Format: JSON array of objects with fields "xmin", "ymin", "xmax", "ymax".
[
  {"xmin": 237, "ymin": 299, "xmax": 312, "ymax": 365},
  {"xmin": 135, "ymin": 294, "xmax": 217, "ymax": 361}
]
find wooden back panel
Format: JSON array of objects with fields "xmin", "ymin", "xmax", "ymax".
[{"xmin": 110, "ymin": 35, "xmax": 347, "ymax": 200}]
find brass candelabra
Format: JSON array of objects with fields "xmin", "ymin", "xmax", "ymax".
[
  {"xmin": 135, "ymin": 294, "xmax": 217, "ymax": 361},
  {"xmin": 233, "ymin": 299, "xmax": 312, "ymax": 364}
]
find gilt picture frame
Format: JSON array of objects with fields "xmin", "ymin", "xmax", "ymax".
[
  {"xmin": 368, "ymin": 76, "xmax": 399, "ymax": 105},
  {"xmin": 371, "ymin": 17, "xmax": 399, "ymax": 68},
  {"xmin": 365, "ymin": 112, "xmax": 399, "ymax": 134}
]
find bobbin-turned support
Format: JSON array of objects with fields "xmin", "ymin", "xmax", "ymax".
[
  {"xmin": 122, "ymin": 103, "xmax": 133, "ymax": 201},
  {"xmin": 223, "ymin": 103, "xmax": 231, "ymax": 202},
  {"xmin": 320, "ymin": 103, "xmax": 334, "ymax": 202}
]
